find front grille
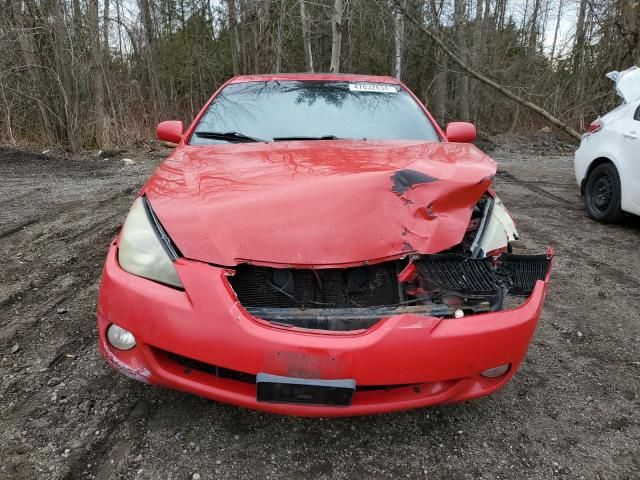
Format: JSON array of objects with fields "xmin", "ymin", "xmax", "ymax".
[
  {"xmin": 226, "ymin": 253, "xmax": 551, "ymax": 331},
  {"xmin": 416, "ymin": 254, "xmax": 499, "ymax": 295},
  {"xmin": 497, "ymin": 253, "xmax": 552, "ymax": 295},
  {"xmin": 416, "ymin": 253, "xmax": 551, "ymax": 296},
  {"xmin": 227, "ymin": 263, "xmax": 401, "ymax": 309}
]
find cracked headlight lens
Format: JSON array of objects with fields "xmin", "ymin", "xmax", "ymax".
[{"xmin": 117, "ymin": 197, "xmax": 183, "ymax": 288}]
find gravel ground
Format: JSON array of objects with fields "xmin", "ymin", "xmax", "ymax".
[{"xmin": 1, "ymin": 137, "xmax": 639, "ymax": 479}]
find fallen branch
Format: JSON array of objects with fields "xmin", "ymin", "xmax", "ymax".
[{"xmin": 393, "ymin": 0, "xmax": 581, "ymax": 140}]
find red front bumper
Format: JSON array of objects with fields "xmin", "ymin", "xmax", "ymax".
[{"xmin": 97, "ymin": 244, "xmax": 550, "ymax": 416}]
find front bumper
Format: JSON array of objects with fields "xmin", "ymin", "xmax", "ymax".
[{"xmin": 97, "ymin": 244, "xmax": 551, "ymax": 416}]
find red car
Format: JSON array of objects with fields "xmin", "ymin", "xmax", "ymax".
[{"xmin": 98, "ymin": 73, "xmax": 553, "ymax": 416}]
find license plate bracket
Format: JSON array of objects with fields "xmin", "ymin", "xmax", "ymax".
[{"xmin": 256, "ymin": 373, "xmax": 355, "ymax": 407}]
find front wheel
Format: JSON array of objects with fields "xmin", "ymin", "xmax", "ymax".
[{"xmin": 584, "ymin": 163, "xmax": 625, "ymax": 223}]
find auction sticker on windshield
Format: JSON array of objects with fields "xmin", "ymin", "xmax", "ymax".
[{"xmin": 349, "ymin": 83, "xmax": 398, "ymax": 93}]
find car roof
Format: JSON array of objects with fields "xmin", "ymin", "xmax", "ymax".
[{"xmin": 228, "ymin": 73, "xmax": 402, "ymax": 84}]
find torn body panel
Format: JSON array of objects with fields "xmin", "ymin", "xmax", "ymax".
[{"xmin": 145, "ymin": 140, "xmax": 495, "ymax": 267}]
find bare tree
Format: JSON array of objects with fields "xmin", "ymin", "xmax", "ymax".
[
  {"xmin": 428, "ymin": 0, "xmax": 447, "ymax": 124},
  {"xmin": 573, "ymin": 0, "xmax": 588, "ymax": 128},
  {"xmin": 88, "ymin": 0, "xmax": 106, "ymax": 145},
  {"xmin": 52, "ymin": 0, "xmax": 77, "ymax": 149},
  {"xmin": 10, "ymin": 0, "xmax": 56, "ymax": 142},
  {"xmin": 139, "ymin": 0, "xmax": 160, "ymax": 103},
  {"xmin": 527, "ymin": 0, "xmax": 542, "ymax": 49},
  {"xmin": 227, "ymin": 0, "xmax": 241, "ymax": 75},
  {"xmin": 274, "ymin": 0, "xmax": 286, "ymax": 73},
  {"xmin": 330, "ymin": 0, "xmax": 344, "ymax": 73},
  {"xmin": 393, "ymin": 0, "xmax": 406, "ymax": 79},
  {"xmin": 395, "ymin": 1, "xmax": 581, "ymax": 139},
  {"xmin": 103, "ymin": 0, "xmax": 111, "ymax": 50},
  {"xmin": 549, "ymin": 0, "xmax": 564, "ymax": 61},
  {"xmin": 454, "ymin": 0, "xmax": 470, "ymax": 120},
  {"xmin": 300, "ymin": 0, "xmax": 314, "ymax": 72},
  {"xmin": 471, "ymin": 0, "xmax": 484, "ymax": 117},
  {"xmin": 2, "ymin": 0, "xmax": 625, "ymax": 148}
]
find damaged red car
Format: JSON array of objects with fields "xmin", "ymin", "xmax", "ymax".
[{"xmin": 97, "ymin": 74, "xmax": 553, "ymax": 416}]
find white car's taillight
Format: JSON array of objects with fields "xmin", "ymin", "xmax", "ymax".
[{"xmin": 584, "ymin": 120, "xmax": 602, "ymax": 136}]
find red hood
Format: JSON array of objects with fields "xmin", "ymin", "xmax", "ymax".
[{"xmin": 144, "ymin": 140, "xmax": 496, "ymax": 267}]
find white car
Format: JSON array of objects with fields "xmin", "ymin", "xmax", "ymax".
[{"xmin": 574, "ymin": 67, "xmax": 640, "ymax": 222}]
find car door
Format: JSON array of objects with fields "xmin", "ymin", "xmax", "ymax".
[{"xmin": 616, "ymin": 101, "xmax": 640, "ymax": 214}]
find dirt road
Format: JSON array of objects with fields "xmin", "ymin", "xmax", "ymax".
[{"xmin": 1, "ymin": 138, "xmax": 639, "ymax": 479}]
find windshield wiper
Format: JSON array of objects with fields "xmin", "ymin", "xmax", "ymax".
[
  {"xmin": 272, "ymin": 135, "xmax": 340, "ymax": 142},
  {"xmin": 194, "ymin": 131, "xmax": 266, "ymax": 143}
]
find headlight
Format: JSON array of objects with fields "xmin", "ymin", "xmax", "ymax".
[
  {"xmin": 470, "ymin": 195, "xmax": 519, "ymax": 258},
  {"xmin": 118, "ymin": 197, "xmax": 183, "ymax": 288}
]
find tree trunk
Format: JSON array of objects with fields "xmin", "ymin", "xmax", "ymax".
[
  {"xmin": 497, "ymin": 0, "xmax": 506, "ymax": 29},
  {"xmin": 433, "ymin": 52, "xmax": 448, "ymax": 125},
  {"xmin": 139, "ymin": 0, "xmax": 160, "ymax": 106},
  {"xmin": 0, "ymin": 77, "xmax": 15, "ymax": 144},
  {"xmin": 473, "ymin": 0, "xmax": 483, "ymax": 58},
  {"xmin": 51, "ymin": 0, "xmax": 77, "ymax": 150},
  {"xmin": 573, "ymin": 0, "xmax": 587, "ymax": 128},
  {"xmin": 226, "ymin": 0, "xmax": 241, "ymax": 75},
  {"xmin": 395, "ymin": 1, "xmax": 581, "ymax": 139},
  {"xmin": 393, "ymin": 1, "xmax": 405, "ymax": 79},
  {"xmin": 11, "ymin": 0, "xmax": 56, "ymax": 143},
  {"xmin": 471, "ymin": 0, "xmax": 484, "ymax": 118},
  {"xmin": 103, "ymin": 0, "xmax": 110, "ymax": 51},
  {"xmin": 427, "ymin": 0, "xmax": 446, "ymax": 124},
  {"xmin": 528, "ymin": 0, "xmax": 541, "ymax": 51},
  {"xmin": 616, "ymin": 0, "xmax": 638, "ymax": 63},
  {"xmin": 274, "ymin": 0, "xmax": 285, "ymax": 73},
  {"xmin": 256, "ymin": 0, "xmax": 271, "ymax": 73},
  {"xmin": 72, "ymin": 0, "xmax": 82, "ymax": 30},
  {"xmin": 116, "ymin": 0, "xmax": 124, "ymax": 59},
  {"xmin": 574, "ymin": 0, "xmax": 587, "ymax": 76},
  {"xmin": 549, "ymin": 0, "xmax": 563, "ymax": 61},
  {"xmin": 454, "ymin": 0, "xmax": 469, "ymax": 120},
  {"xmin": 88, "ymin": 0, "xmax": 106, "ymax": 146},
  {"xmin": 330, "ymin": 0, "xmax": 344, "ymax": 73},
  {"xmin": 300, "ymin": 0, "xmax": 314, "ymax": 72}
]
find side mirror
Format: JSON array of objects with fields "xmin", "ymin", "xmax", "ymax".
[
  {"xmin": 445, "ymin": 122, "xmax": 476, "ymax": 143},
  {"xmin": 156, "ymin": 120, "xmax": 183, "ymax": 145}
]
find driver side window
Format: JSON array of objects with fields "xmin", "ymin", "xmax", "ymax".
[{"xmin": 634, "ymin": 105, "xmax": 640, "ymax": 121}]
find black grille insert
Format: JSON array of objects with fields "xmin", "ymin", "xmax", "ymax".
[
  {"xmin": 416, "ymin": 253, "xmax": 551, "ymax": 296},
  {"xmin": 497, "ymin": 253, "xmax": 553, "ymax": 295},
  {"xmin": 227, "ymin": 262, "xmax": 401, "ymax": 309}
]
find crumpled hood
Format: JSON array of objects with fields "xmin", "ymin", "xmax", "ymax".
[{"xmin": 145, "ymin": 140, "xmax": 496, "ymax": 267}]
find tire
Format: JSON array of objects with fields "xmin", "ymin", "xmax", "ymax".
[{"xmin": 584, "ymin": 162, "xmax": 626, "ymax": 223}]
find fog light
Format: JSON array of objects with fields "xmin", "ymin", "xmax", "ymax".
[
  {"xmin": 107, "ymin": 324, "xmax": 136, "ymax": 350},
  {"xmin": 480, "ymin": 364, "xmax": 510, "ymax": 378}
]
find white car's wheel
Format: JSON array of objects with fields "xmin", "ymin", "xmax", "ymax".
[{"xmin": 584, "ymin": 163, "xmax": 625, "ymax": 223}]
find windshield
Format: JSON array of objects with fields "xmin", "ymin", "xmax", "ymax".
[{"xmin": 190, "ymin": 80, "xmax": 440, "ymax": 144}]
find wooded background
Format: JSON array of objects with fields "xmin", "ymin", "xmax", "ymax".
[{"xmin": 1, "ymin": 0, "xmax": 639, "ymax": 149}]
